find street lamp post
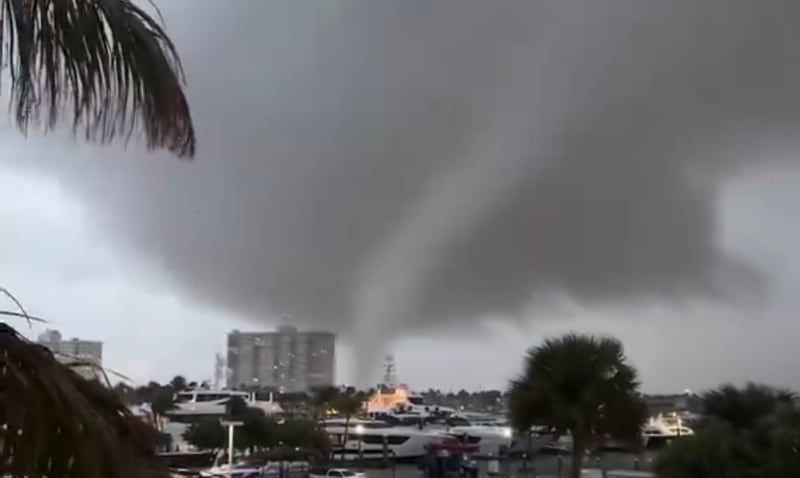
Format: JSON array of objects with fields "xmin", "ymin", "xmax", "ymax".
[
  {"xmin": 671, "ymin": 412, "xmax": 682, "ymax": 438},
  {"xmin": 354, "ymin": 424, "xmax": 365, "ymax": 468},
  {"xmin": 221, "ymin": 420, "xmax": 243, "ymax": 478},
  {"xmin": 381, "ymin": 433, "xmax": 388, "ymax": 467}
]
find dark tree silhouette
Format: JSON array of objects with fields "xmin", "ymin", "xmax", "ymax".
[
  {"xmin": 150, "ymin": 387, "xmax": 177, "ymax": 430},
  {"xmin": 183, "ymin": 419, "xmax": 227, "ymax": 453},
  {"xmin": 701, "ymin": 382, "xmax": 796, "ymax": 430},
  {"xmin": 170, "ymin": 375, "xmax": 188, "ymax": 392},
  {"xmin": 0, "ymin": 325, "xmax": 171, "ymax": 478},
  {"xmin": 656, "ymin": 383, "xmax": 800, "ymax": 477},
  {"xmin": 508, "ymin": 333, "xmax": 646, "ymax": 478}
]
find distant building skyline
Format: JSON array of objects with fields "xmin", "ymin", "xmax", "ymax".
[
  {"xmin": 227, "ymin": 325, "xmax": 336, "ymax": 392},
  {"xmin": 37, "ymin": 329, "xmax": 104, "ymax": 380}
]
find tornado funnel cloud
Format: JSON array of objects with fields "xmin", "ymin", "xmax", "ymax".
[{"xmin": 11, "ymin": 0, "xmax": 800, "ymax": 385}]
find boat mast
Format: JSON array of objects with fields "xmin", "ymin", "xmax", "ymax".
[
  {"xmin": 214, "ymin": 351, "xmax": 226, "ymax": 389},
  {"xmin": 383, "ymin": 353, "xmax": 397, "ymax": 388}
]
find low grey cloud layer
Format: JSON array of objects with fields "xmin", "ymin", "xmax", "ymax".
[{"xmin": 7, "ymin": 1, "xmax": 800, "ymax": 384}]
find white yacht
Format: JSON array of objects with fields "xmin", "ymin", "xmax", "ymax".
[
  {"xmin": 170, "ymin": 389, "xmax": 283, "ymax": 417},
  {"xmin": 431, "ymin": 415, "xmax": 514, "ymax": 455},
  {"xmin": 594, "ymin": 414, "xmax": 694, "ymax": 451},
  {"xmin": 360, "ymin": 412, "xmax": 514, "ymax": 456},
  {"xmin": 459, "ymin": 412, "xmax": 508, "ymax": 427},
  {"xmin": 641, "ymin": 414, "xmax": 693, "ymax": 449},
  {"xmin": 321, "ymin": 418, "xmax": 444, "ymax": 460}
]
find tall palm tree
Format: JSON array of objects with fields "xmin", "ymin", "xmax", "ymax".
[
  {"xmin": 332, "ymin": 387, "xmax": 368, "ymax": 450},
  {"xmin": 0, "ymin": 0, "xmax": 195, "ymax": 158},
  {"xmin": 0, "ymin": 3, "xmax": 194, "ymax": 477},
  {"xmin": 508, "ymin": 333, "xmax": 647, "ymax": 478}
]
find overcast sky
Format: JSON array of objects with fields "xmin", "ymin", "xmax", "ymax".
[{"xmin": 2, "ymin": 1, "xmax": 800, "ymax": 392}]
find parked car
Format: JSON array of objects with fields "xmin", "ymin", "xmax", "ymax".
[{"xmin": 308, "ymin": 467, "xmax": 366, "ymax": 478}]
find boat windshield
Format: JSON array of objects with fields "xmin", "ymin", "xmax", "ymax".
[
  {"xmin": 175, "ymin": 392, "xmax": 195, "ymax": 403},
  {"xmin": 447, "ymin": 417, "xmax": 471, "ymax": 427},
  {"xmin": 407, "ymin": 396, "xmax": 425, "ymax": 405},
  {"xmin": 363, "ymin": 422, "xmax": 394, "ymax": 429},
  {"xmin": 322, "ymin": 421, "xmax": 392, "ymax": 429}
]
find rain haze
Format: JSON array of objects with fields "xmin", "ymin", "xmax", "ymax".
[{"xmin": 2, "ymin": 0, "xmax": 800, "ymax": 390}]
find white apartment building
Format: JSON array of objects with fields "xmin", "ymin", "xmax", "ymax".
[
  {"xmin": 37, "ymin": 329, "xmax": 104, "ymax": 379},
  {"xmin": 227, "ymin": 325, "xmax": 335, "ymax": 392}
]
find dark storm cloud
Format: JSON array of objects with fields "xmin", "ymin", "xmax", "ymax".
[{"xmin": 15, "ymin": 0, "xmax": 800, "ymax": 382}]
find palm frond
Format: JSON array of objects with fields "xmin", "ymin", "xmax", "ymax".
[
  {"xmin": 507, "ymin": 377, "xmax": 561, "ymax": 433},
  {"xmin": 0, "ymin": 0, "xmax": 195, "ymax": 157},
  {"xmin": 0, "ymin": 287, "xmax": 34, "ymax": 326},
  {"xmin": 0, "ymin": 323, "xmax": 169, "ymax": 478},
  {"xmin": 332, "ymin": 388, "xmax": 367, "ymax": 417},
  {"xmin": 0, "ymin": 310, "xmax": 47, "ymax": 323}
]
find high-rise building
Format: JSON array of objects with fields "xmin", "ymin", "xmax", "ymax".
[
  {"xmin": 36, "ymin": 329, "xmax": 103, "ymax": 379},
  {"xmin": 227, "ymin": 326, "xmax": 335, "ymax": 392}
]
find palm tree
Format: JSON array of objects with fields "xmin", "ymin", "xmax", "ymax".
[
  {"xmin": 150, "ymin": 386, "xmax": 178, "ymax": 431},
  {"xmin": 170, "ymin": 375, "xmax": 189, "ymax": 392},
  {"xmin": 508, "ymin": 333, "xmax": 647, "ymax": 478},
  {"xmin": 0, "ymin": 0, "xmax": 195, "ymax": 158},
  {"xmin": 0, "ymin": 3, "xmax": 194, "ymax": 477},
  {"xmin": 332, "ymin": 387, "xmax": 368, "ymax": 450},
  {"xmin": 701, "ymin": 382, "xmax": 796, "ymax": 430},
  {"xmin": 656, "ymin": 382, "xmax": 800, "ymax": 477},
  {"xmin": 226, "ymin": 395, "xmax": 251, "ymax": 420},
  {"xmin": 310, "ymin": 385, "xmax": 341, "ymax": 420}
]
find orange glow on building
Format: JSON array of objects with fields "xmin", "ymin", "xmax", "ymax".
[{"xmin": 367, "ymin": 384, "xmax": 410, "ymax": 410}]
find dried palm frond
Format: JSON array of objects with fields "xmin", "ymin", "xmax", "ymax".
[
  {"xmin": 0, "ymin": 323, "xmax": 169, "ymax": 478},
  {"xmin": 0, "ymin": 288, "xmax": 49, "ymax": 326},
  {"xmin": 0, "ymin": 287, "xmax": 31, "ymax": 324},
  {"xmin": 0, "ymin": 310, "xmax": 46, "ymax": 323},
  {"xmin": 0, "ymin": 0, "xmax": 195, "ymax": 157}
]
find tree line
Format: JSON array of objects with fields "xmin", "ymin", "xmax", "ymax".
[
  {"xmin": 108, "ymin": 379, "xmax": 372, "ymax": 459},
  {"xmin": 107, "ymin": 333, "xmax": 800, "ymax": 478},
  {"xmin": 176, "ymin": 386, "xmax": 376, "ymax": 461},
  {"xmin": 181, "ymin": 397, "xmax": 330, "ymax": 460},
  {"xmin": 112, "ymin": 376, "xmax": 508, "ymax": 416}
]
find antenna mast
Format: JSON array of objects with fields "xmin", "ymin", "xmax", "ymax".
[
  {"xmin": 214, "ymin": 351, "xmax": 225, "ymax": 389},
  {"xmin": 382, "ymin": 353, "xmax": 397, "ymax": 387}
]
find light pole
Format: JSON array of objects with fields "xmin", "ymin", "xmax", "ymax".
[
  {"xmin": 220, "ymin": 420, "xmax": 243, "ymax": 478},
  {"xmin": 671, "ymin": 412, "xmax": 682, "ymax": 438},
  {"xmin": 501, "ymin": 426, "xmax": 513, "ymax": 474},
  {"xmin": 354, "ymin": 424, "xmax": 365, "ymax": 468}
]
